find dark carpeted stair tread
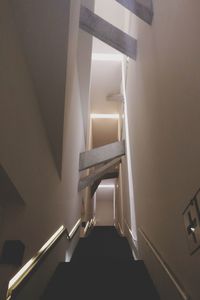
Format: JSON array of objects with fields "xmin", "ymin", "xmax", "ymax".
[
  {"xmin": 41, "ymin": 261, "xmax": 160, "ymax": 300},
  {"xmin": 41, "ymin": 226, "xmax": 160, "ymax": 300},
  {"xmin": 89, "ymin": 225, "xmax": 119, "ymax": 234},
  {"xmin": 71, "ymin": 244, "xmax": 133, "ymax": 261},
  {"xmin": 71, "ymin": 227, "xmax": 134, "ymax": 262},
  {"xmin": 88, "ymin": 226, "xmax": 122, "ymax": 239}
]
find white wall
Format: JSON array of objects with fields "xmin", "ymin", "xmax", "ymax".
[
  {"xmin": 95, "ymin": 182, "xmax": 114, "ymax": 226},
  {"xmin": 126, "ymin": 1, "xmax": 200, "ymax": 299},
  {"xmin": 10, "ymin": 0, "xmax": 71, "ymax": 175},
  {"xmin": 0, "ymin": 0, "xmax": 93, "ymax": 298},
  {"xmin": 77, "ymin": 0, "xmax": 94, "ymax": 139}
]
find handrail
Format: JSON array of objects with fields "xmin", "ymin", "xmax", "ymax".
[
  {"xmin": 6, "ymin": 219, "xmax": 81, "ymax": 300},
  {"xmin": 124, "ymin": 219, "xmax": 137, "ymax": 243},
  {"xmin": 117, "ymin": 221, "xmax": 124, "ymax": 236},
  {"xmin": 83, "ymin": 218, "xmax": 95, "ymax": 236},
  {"xmin": 83, "ymin": 221, "xmax": 90, "ymax": 235},
  {"xmin": 138, "ymin": 228, "xmax": 190, "ymax": 300},
  {"xmin": 68, "ymin": 218, "xmax": 81, "ymax": 239}
]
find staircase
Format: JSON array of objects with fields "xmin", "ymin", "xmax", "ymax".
[{"xmin": 41, "ymin": 226, "xmax": 160, "ymax": 299}]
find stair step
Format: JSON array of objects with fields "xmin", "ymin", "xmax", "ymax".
[
  {"xmin": 41, "ymin": 261, "xmax": 160, "ymax": 300},
  {"xmin": 71, "ymin": 226, "xmax": 134, "ymax": 262},
  {"xmin": 41, "ymin": 226, "xmax": 160, "ymax": 300},
  {"xmin": 71, "ymin": 238, "xmax": 133, "ymax": 261}
]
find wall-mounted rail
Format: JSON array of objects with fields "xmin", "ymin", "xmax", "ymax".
[
  {"xmin": 68, "ymin": 219, "xmax": 82, "ymax": 240},
  {"xmin": 6, "ymin": 219, "xmax": 81, "ymax": 300},
  {"xmin": 116, "ymin": 221, "xmax": 124, "ymax": 236},
  {"xmin": 83, "ymin": 218, "xmax": 95, "ymax": 236},
  {"xmin": 139, "ymin": 228, "xmax": 190, "ymax": 300}
]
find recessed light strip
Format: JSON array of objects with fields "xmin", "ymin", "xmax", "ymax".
[
  {"xmin": 99, "ymin": 184, "xmax": 115, "ymax": 188},
  {"xmin": 90, "ymin": 114, "xmax": 119, "ymax": 119},
  {"xmin": 92, "ymin": 53, "xmax": 123, "ymax": 61}
]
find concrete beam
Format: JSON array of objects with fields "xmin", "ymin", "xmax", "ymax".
[
  {"xmin": 115, "ymin": 0, "xmax": 153, "ymax": 25},
  {"xmin": 78, "ymin": 158, "xmax": 121, "ymax": 191},
  {"xmin": 79, "ymin": 140, "xmax": 125, "ymax": 171},
  {"xmin": 101, "ymin": 171, "xmax": 119, "ymax": 180},
  {"xmin": 79, "ymin": 6, "xmax": 137, "ymax": 60},
  {"xmin": 91, "ymin": 171, "xmax": 119, "ymax": 198},
  {"xmin": 91, "ymin": 179, "xmax": 101, "ymax": 198}
]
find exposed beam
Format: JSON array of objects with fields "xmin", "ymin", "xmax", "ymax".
[
  {"xmin": 101, "ymin": 171, "xmax": 119, "ymax": 180},
  {"xmin": 78, "ymin": 158, "xmax": 121, "ymax": 191},
  {"xmin": 91, "ymin": 171, "xmax": 119, "ymax": 198},
  {"xmin": 79, "ymin": 6, "xmax": 137, "ymax": 60},
  {"xmin": 79, "ymin": 140, "xmax": 125, "ymax": 171},
  {"xmin": 115, "ymin": 0, "xmax": 153, "ymax": 25},
  {"xmin": 91, "ymin": 179, "xmax": 101, "ymax": 198}
]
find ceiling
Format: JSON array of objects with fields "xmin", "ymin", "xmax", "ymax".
[
  {"xmin": 90, "ymin": 0, "xmax": 128, "ymax": 148},
  {"xmin": 90, "ymin": 1, "xmax": 132, "ymax": 148},
  {"xmin": 90, "ymin": 50, "xmax": 122, "ymax": 114},
  {"xmin": 90, "ymin": 40, "xmax": 122, "ymax": 147},
  {"xmin": 94, "ymin": 0, "xmax": 128, "ymax": 33},
  {"xmin": 92, "ymin": 118, "xmax": 119, "ymax": 148}
]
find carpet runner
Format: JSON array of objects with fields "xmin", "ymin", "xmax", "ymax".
[{"xmin": 41, "ymin": 226, "xmax": 160, "ymax": 300}]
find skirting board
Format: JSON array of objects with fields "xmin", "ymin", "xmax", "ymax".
[{"xmin": 138, "ymin": 228, "xmax": 190, "ymax": 300}]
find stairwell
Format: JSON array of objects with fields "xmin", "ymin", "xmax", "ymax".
[{"xmin": 41, "ymin": 226, "xmax": 160, "ymax": 300}]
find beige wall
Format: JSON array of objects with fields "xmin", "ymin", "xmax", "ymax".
[
  {"xmin": 126, "ymin": 1, "xmax": 200, "ymax": 299},
  {"xmin": 0, "ymin": 0, "xmax": 93, "ymax": 298},
  {"xmin": 95, "ymin": 184, "xmax": 114, "ymax": 226},
  {"xmin": 77, "ymin": 0, "xmax": 94, "ymax": 139}
]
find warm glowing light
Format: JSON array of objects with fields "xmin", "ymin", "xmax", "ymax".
[
  {"xmin": 90, "ymin": 114, "xmax": 119, "ymax": 119},
  {"xmin": 92, "ymin": 53, "xmax": 123, "ymax": 61},
  {"xmin": 38, "ymin": 225, "xmax": 65, "ymax": 253},
  {"xmin": 69, "ymin": 219, "xmax": 81, "ymax": 239},
  {"xmin": 8, "ymin": 225, "xmax": 65, "ymax": 290},
  {"xmin": 99, "ymin": 184, "xmax": 115, "ymax": 188}
]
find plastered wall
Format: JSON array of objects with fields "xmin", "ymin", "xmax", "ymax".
[
  {"xmin": 0, "ymin": 0, "xmax": 93, "ymax": 297},
  {"xmin": 95, "ymin": 183, "xmax": 114, "ymax": 226},
  {"xmin": 126, "ymin": 1, "xmax": 200, "ymax": 299}
]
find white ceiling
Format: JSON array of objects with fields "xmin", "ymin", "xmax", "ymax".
[
  {"xmin": 90, "ymin": 0, "xmax": 129, "ymax": 147},
  {"xmin": 92, "ymin": 118, "xmax": 119, "ymax": 148},
  {"xmin": 90, "ymin": 53, "xmax": 122, "ymax": 114},
  {"xmin": 92, "ymin": 38, "xmax": 120, "ymax": 55},
  {"xmin": 90, "ymin": 39, "xmax": 122, "ymax": 147},
  {"xmin": 94, "ymin": 0, "xmax": 137, "ymax": 41},
  {"xmin": 94, "ymin": 0, "xmax": 128, "ymax": 34}
]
